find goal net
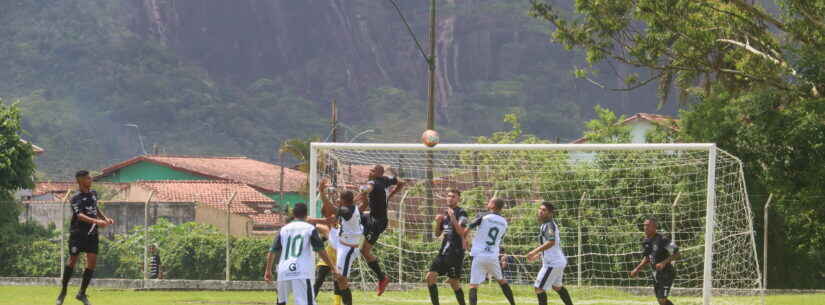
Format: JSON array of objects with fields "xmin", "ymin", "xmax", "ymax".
[{"xmin": 309, "ymin": 143, "xmax": 762, "ymax": 304}]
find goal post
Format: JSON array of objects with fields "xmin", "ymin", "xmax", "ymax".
[{"xmin": 309, "ymin": 142, "xmax": 762, "ymax": 304}]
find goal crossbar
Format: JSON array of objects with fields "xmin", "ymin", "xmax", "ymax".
[{"xmin": 310, "ymin": 142, "xmax": 716, "ymax": 151}]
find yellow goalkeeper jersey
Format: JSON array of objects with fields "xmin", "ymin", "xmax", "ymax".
[{"xmin": 317, "ymin": 243, "xmax": 337, "ymax": 267}]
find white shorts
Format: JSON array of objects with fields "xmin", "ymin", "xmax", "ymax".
[
  {"xmin": 336, "ymin": 244, "xmax": 360, "ymax": 277},
  {"xmin": 328, "ymin": 228, "xmax": 339, "ymax": 250},
  {"xmin": 470, "ymin": 256, "xmax": 503, "ymax": 285},
  {"xmin": 277, "ymin": 279, "xmax": 316, "ymax": 305},
  {"xmin": 534, "ymin": 264, "xmax": 565, "ymax": 290}
]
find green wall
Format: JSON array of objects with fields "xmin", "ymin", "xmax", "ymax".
[
  {"xmin": 98, "ymin": 161, "xmax": 208, "ymax": 182},
  {"xmin": 264, "ymin": 192, "xmax": 305, "ymax": 208}
]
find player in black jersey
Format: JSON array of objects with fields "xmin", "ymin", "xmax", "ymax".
[
  {"xmin": 56, "ymin": 170, "xmax": 114, "ymax": 305},
  {"xmin": 357, "ymin": 165, "xmax": 404, "ymax": 296},
  {"xmin": 630, "ymin": 218, "xmax": 680, "ymax": 305},
  {"xmin": 426, "ymin": 188, "xmax": 469, "ymax": 305}
]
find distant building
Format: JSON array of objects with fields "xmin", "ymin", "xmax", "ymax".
[
  {"xmin": 94, "ymin": 155, "xmax": 307, "ymax": 208},
  {"xmin": 571, "ymin": 113, "xmax": 678, "ymax": 144}
]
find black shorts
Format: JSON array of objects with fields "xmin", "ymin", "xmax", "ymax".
[
  {"xmin": 363, "ymin": 216, "xmax": 388, "ymax": 245},
  {"xmin": 69, "ymin": 233, "xmax": 99, "ymax": 255},
  {"xmin": 429, "ymin": 252, "xmax": 464, "ymax": 279},
  {"xmin": 653, "ymin": 270, "xmax": 675, "ymax": 299}
]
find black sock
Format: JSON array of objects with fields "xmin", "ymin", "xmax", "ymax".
[
  {"xmin": 367, "ymin": 260, "xmax": 385, "ymax": 279},
  {"xmin": 537, "ymin": 292, "xmax": 547, "ymax": 305},
  {"xmin": 469, "ymin": 288, "xmax": 477, "ymax": 305},
  {"xmin": 60, "ymin": 265, "xmax": 73, "ymax": 294},
  {"xmin": 428, "ymin": 284, "xmax": 440, "ymax": 305},
  {"xmin": 341, "ymin": 288, "xmax": 353, "ymax": 305},
  {"xmin": 499, "ymin": 283, "xmax": 515, "ymax": 305},
  {"xmin": 315, "ymin": 266, "xmax": 330, "ymax": 296},
  {"xmin": 556, "ymin": 287, "xmax": 574, "ymax": 305},
  {"xmin": 79, "ymin": 269, "xmax": 94, "ymax": 295},
  {"xmin": 454, "ymin": 288, "xmax": 466, "ymax": 305}
]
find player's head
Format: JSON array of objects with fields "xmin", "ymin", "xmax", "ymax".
[
  {"xmin": 446, "ymin": 188, "xmax": 461, "ymax": 207},
  {"xmin": 539, "ymin": 201, "xmax": 555, "ymax": 221},
  {"xmin": 149, "ymin": 243, "xmax": 158, "ymax": 253},
  {"xmin": 293, "ymin": 202, "xmax": 309, "ymax": 219},
  {"xmin": 339, "ymin": 190, "xmax": 354, "ymax": 206},
  {"xmin": 369, "ymin": 165, "xmax": 384, "ymax": 179},
  {"xmin": 644, "ymin": 217, "xmax": 658, "ymax": 236},
  {"xmin": 75, "ymin": 170, "xmax": 92, "ymax": 189},
  {"xmin": 488, "ymin": 198, "xmax": 505, "ymax": 212}
]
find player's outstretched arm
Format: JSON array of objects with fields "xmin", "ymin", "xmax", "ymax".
[
  {"xmin": 629, "ymin": 256, "xmax": 650, "ymax": 277},
  {"xmin": 318, "ymin": 180, "xmax": 338, "ymax": 219},
  {"xmin": 76, "ymin": 213, "xmax": 109, "ymax": 228},
  {"xmin": 527, "ymin": 240, "xmax": 555, "ymax": 261},
  {"xmin": 387, "ymin": 179, "xmax": 404, "ymax": 202}
]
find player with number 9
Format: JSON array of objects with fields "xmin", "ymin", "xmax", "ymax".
[{"xmin": 464, "ymin": 198, "xmax": 516, "ymax": 305}]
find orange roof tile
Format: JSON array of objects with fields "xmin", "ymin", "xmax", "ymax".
[
  {"xmin": 133, "ymin": 181, "xmax": 286, "ymax": 225},
  {"xmin": 32, "ymin": 181, "xmax": 129, "ymax": 196},
  {"xmin": 96, "ymin": 155, "xmax": 306, "ymax": 193}
]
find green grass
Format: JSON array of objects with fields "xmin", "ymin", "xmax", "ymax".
[{"xmin": 3, "ymin": 285, "xmax": 823, "ymax": 305}]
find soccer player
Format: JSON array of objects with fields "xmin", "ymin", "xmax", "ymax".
[
  {"xmin": 314, "ymin": 224, "xmax": 342, "ymax": 305},
  {"xmin": 265, "ymin": 203, "xmax": 339, "ymax": 305},
  {"xmin": 465, "ymin": 198, "xmax": 516, "ymax": 305},
  {"xmin": 329, "ymin": 188, "xmax": 363, "ymax": 305},
  {"xmin": 56, "ymin": 170, "xmax": 115, "ymax": 305},
  {"xmin": 426, "ymin": 188, "xmax": 468, "ymax": 305},
  {"xmin": 630, "ymin": 217, "xmax": 680, "ymax": 305},
  {"xmin": 357, "ymin": 165, "xmax": 404, "ymax": 295},
  {"xmin": 312, "ymin": 181, "xmax": 342, "ymax": 305},
  {"xmin": 526, "ymin": 202, "xmax": 573, "ymax": 305}
]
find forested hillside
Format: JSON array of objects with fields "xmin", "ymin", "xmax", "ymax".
[{"xmin": 1, "ymin": 0, "xmax": 668, "ymax": 178}]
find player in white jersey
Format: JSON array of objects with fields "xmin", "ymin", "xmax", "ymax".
[
  {"xmin": 465, "ymin": 198, "xmax": 516, "ymax": 305},
  {"xmin": 527, "ymin": 202, "xmax": 574, "ymax": 305},
  {"xmin": 314, "ymin": 179, "xmax": 362, "ymax": 305},
  {"xmin": 265, "ymin": 203, "xmax": 338, "ymax": 305}
]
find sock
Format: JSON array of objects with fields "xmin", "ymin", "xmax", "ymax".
[
  {"xmin": 469, "ymin": 288, "xmax": 477, "ymax": 305},
  {"xmin": 454, "ymin": 288, "xmax": 466, "ymax": 305},
  {"xmin": 334, "ymin": 294, "xmax": 342, "ymax": 305},
  {"xmin": 341, "ymin": 288, "xmax": 353, "ymax": 305},
  {"xmin": 664, "ymin": 301, "xmax": 674, "ymax": 305},
  {"xmin": 556, "ymin": 287, "xmax": 574, "ymax": 305},
  {"xmin": 79, "ymin": 269, "xmax": 94, "ymax": 295},
  {"xmin": 537, "ymin": 292, "xmax": 547, "ymax": 305},
  {"xmin": 367, "ymin": 260, "xmax": 385, "ymax": 280},
  {"xmin": 499, "ymin": 283, "xmax": 515, "ymax": 305},
  {"xmin": 428, "ymin": 284, "xmax": 440, "ymax": 305},
  {"xmin": 314, "ymin": 266, "xmax": 330, "ymax": 296},
  {"xmin": 60, "ymin": 265, "xmax": 74, "ymax": 294}
]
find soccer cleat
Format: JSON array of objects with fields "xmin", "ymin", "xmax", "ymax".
[
  {"xmin": 376, "ymin": 276, "xmax": 390, "ymax": 296},
  {"xmin": 75, "ymin": 294, "xmax": 92, "ymax": 305},
  {"xmin": 55, "ymin": 291, "xmax": 66, "ymax": 305}
]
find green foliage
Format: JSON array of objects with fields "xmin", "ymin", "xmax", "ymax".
[{"xmin": 530, "ymin": 0, "xmax": 825, "ymax": 288}]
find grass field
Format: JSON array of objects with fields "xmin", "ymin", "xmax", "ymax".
[{"xmin": 4, "ymin": 285, "xmax": 823, "ymax": 305}]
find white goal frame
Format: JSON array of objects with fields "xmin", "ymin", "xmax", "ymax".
[{"xmin": 309, "ymin": 142, "xmax": 761, "ymax": 305}]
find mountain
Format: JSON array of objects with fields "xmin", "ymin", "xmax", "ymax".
[{"xmin": 0, "ymin": 0, "xmax": 673, "ymax": 179}]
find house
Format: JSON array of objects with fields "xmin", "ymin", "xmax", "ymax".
[
  {"xmin": 571, "ymin": 113, "xmax": 678, "ymax": 144},
  {"xmin": 123, "ymin": 180, "xmax": 284, "ymax": 235},
  {"xmin": 23, "ymin": 180, "xmax": 283, "ymax": 236},
  {"xmin": 94, "ymin": 155, "xmax": 307, "ymax": 208},
  {"xmin": 14, "ymin": 140, "xmax": 45, "ymax": 201}
]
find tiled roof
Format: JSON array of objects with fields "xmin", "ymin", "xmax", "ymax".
[
  {"xmin": 133, "ymin": 180, "xmax": 282, "ymax": 225},
  {"xmin": 21, "ymin": 139, "xmax": 44, "ymax": 155},
  {"xmin": 31, "ymin": 181, "xmax": 130, "ymax": 196},
  {"xmin": 96, "ymin": 155, "xmax": 306, "ymax": 192},
  {"xmin": 571, "ymin": 113, "xmax": 679, "ymax": 144}
]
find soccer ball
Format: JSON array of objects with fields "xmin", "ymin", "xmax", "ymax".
[{"xmin": 422, "ymin": 129, "xmax": 440, "ymax": 147}]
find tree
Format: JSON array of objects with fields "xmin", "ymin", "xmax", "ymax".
[
  {"xmin": 530, "ymin": 0, "xmax": 825, "ymax": 288},
  {"xmin": 0, "ymin": 101, "xmax": 42, "ymax": 276}
]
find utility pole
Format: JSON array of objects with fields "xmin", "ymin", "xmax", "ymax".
[{"xmin": 424, "ymin": 0, "xmax": 437, "ymax": 241}]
